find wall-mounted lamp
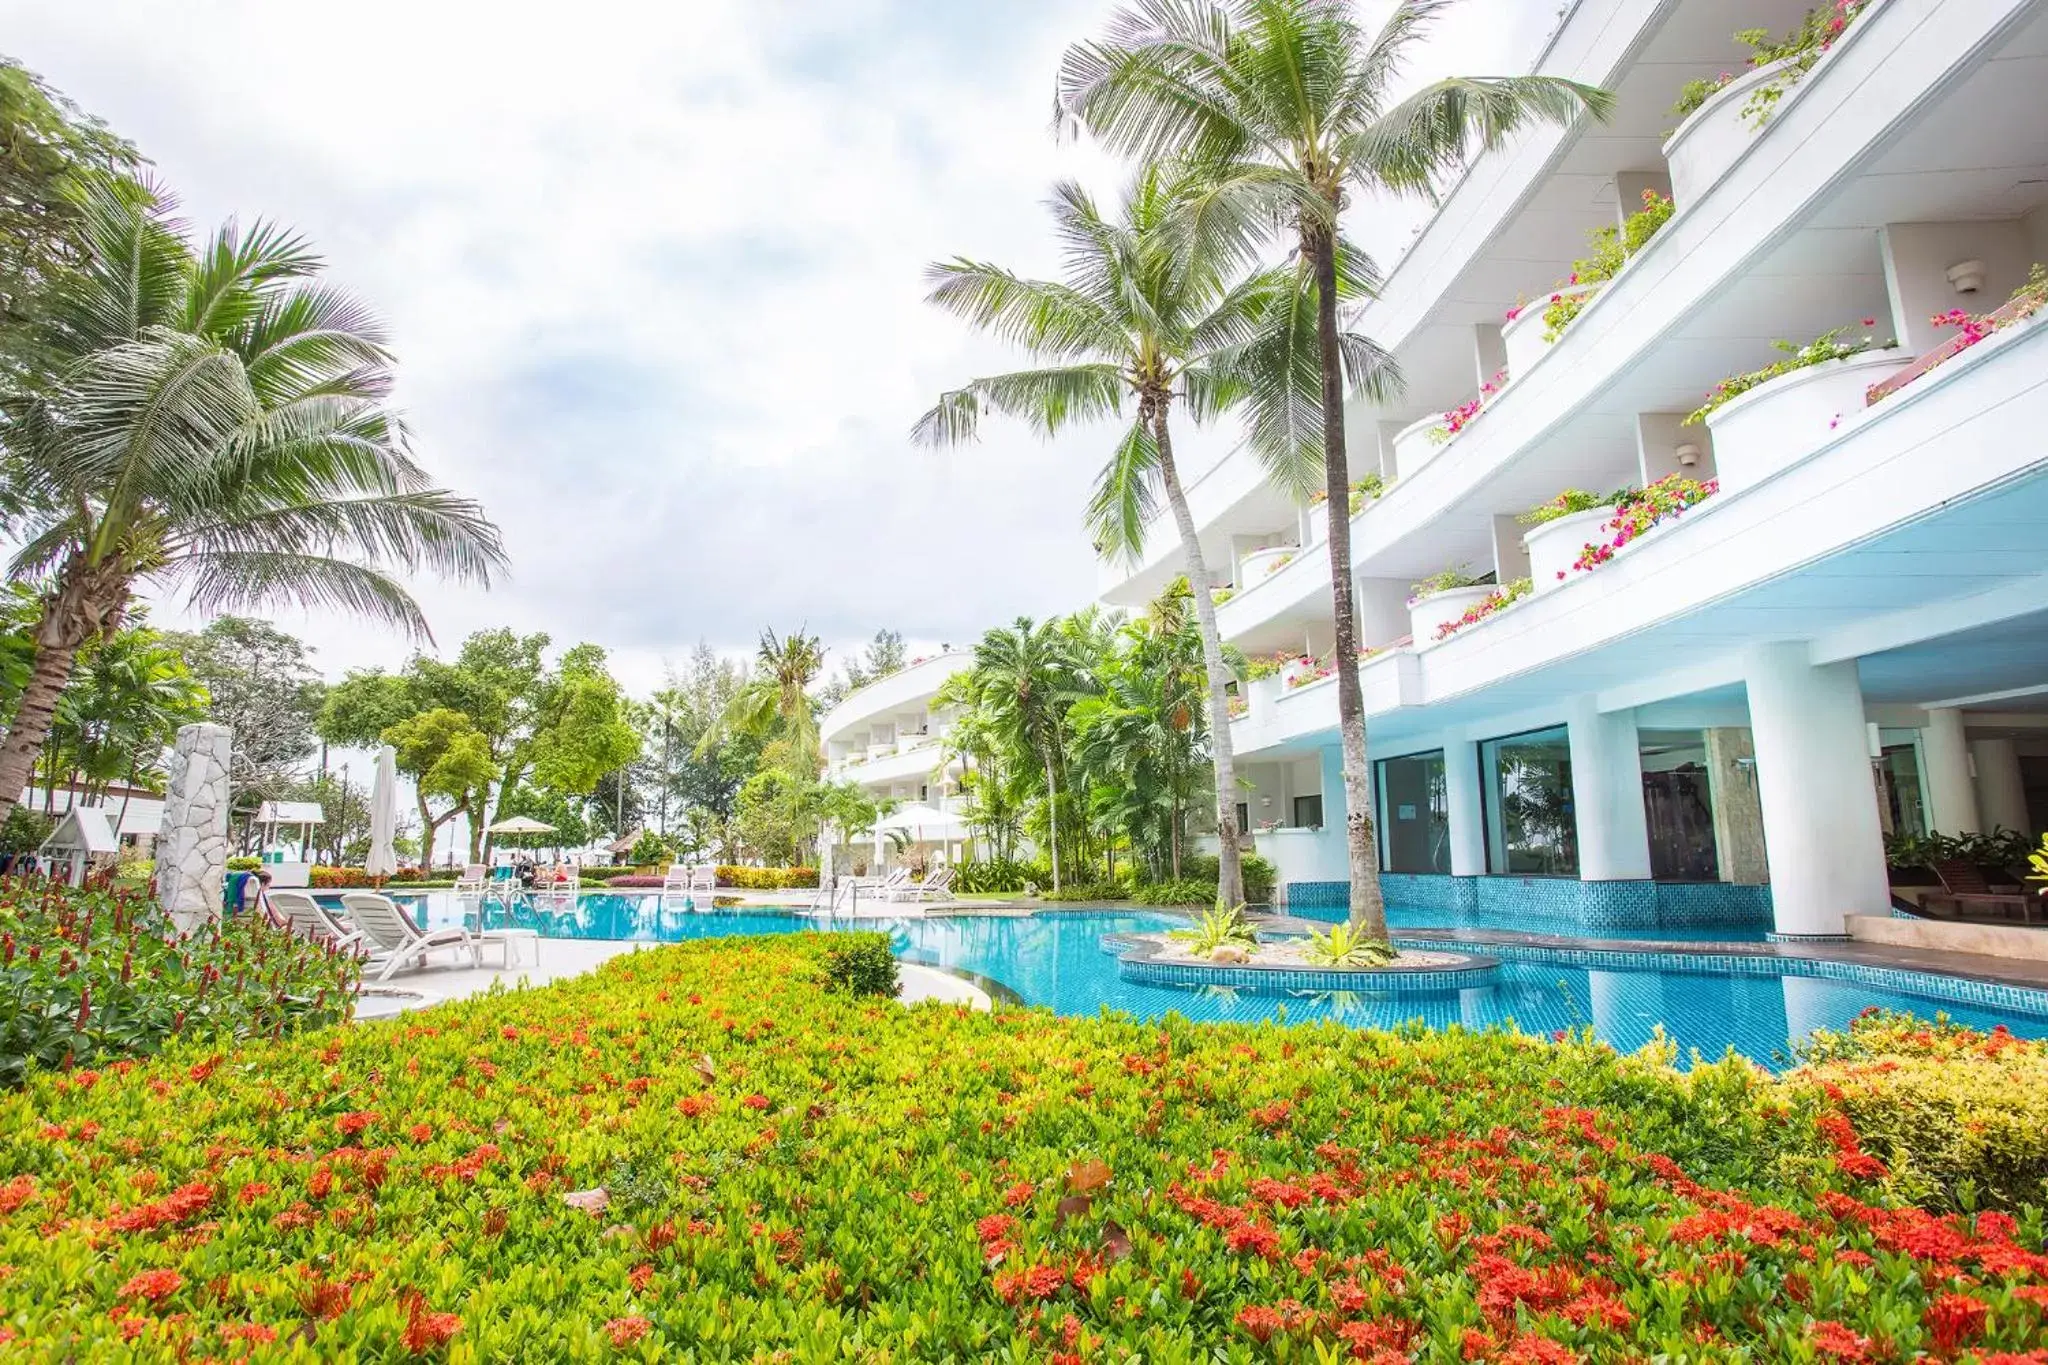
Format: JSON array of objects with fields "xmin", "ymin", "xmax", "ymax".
[
  {"xmin": 1674, "ymin": 442, "xmax": 1701, "ymax": 468},
  {"xmin": 1866, "ymin": 722, "xmax": 1884, "ymax": 759},
  {"xmin": 1947, "ymin": 259, "xmax": 1987, "ymax": 294}
]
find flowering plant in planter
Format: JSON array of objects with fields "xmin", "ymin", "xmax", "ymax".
[
  {"xmin": 1685, "ymin": 322, "xmax": 1891, "ymax": 425},
  {"xmin": 1433, "ymin": 577, "xmax": 1533, "ymax": 640},
  {"xmin": 1284, "ymin": 657, "xmax": 1334, "ymax": 690},
  {"xmin": 1871, "ymin": 264, "xmax": 2048, "ymax": 404},
  {"xmin": 1568, "ymin": 475, "xmax": 1719, "ymax": 575},
  {"xmin": 1407, "ymin": 565, "xmax": 1488, "ymax": 604},
  {"xmin": 1263, "ymin": 551, "xmax": 1295, "ymax": 575},
  {"xmin": 1428, "ymin": 371, "xmax": 1507, "ymax": 444},
  {"xmin": 1306, "ymin": 472, "xmax": 1387, "ymax": 515},
  {"xmin": 1671, "ymin": 1, "xmax": 1875, "ymax": 125},
  {"xmin": 1241, "ymin": 651, "xmax": 1302, "ymax": 682},
  {"xmin": 1517, "ymin": 487, "xmax": 1633, "ymax": 527},
  {"xmin": 1209, "ymin": 585, "xmax": 1235, "ymax": 605},
  {"xmin": 1225, "ymin": 694, "xmax": 1248, "ymax": 719},
  {"xmin": 1541, "ymin": 190, "xmax": 1674, "ymax": 341}
]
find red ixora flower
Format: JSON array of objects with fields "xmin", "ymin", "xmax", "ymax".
[
  {"xmin": 1808, "ymin": 1320, "xmax": 1870, "ymax": 1361},
  {"xmin": 1925, "ymin": 1293, "xmax": 1989, "ymax": 1353},
  {"xmin": 604, "ymin": 1315, "xmax": 652, "ymax": 1347},
  {"xmin": 400, "ymin": 1292, "xmax": 461, "ymax": 1353},
  {"xmin": 337, "ymin": 1111, "xmax": 376, "ymax": 1137},
  {"xmin": 118, "ymin": 1269, "xmax": 183, "ymax": 1303}
]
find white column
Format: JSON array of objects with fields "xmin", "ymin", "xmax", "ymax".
[
  {"xmin": 1744, "ymin": 642, "xmax": 1889, "ymax": 936},
  {"xmin": 1566, "ymin": 700, "xmax": 1651, "ymax": 880},
  {"xmin": 1921, "ymin": 708, "xmax": 1980, "ymax": 834},
  {"xmin": 1443, "ymin": 739, "xmax": 1485, "ymax": 876},
  {"xmin": 1971, "ymin": 738, "xmax": 2030, "ymax": 834}
]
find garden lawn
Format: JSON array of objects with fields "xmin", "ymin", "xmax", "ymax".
[{"xmin": 2, "ymin": 936, "xmax": 2046, "ymax": 1362}]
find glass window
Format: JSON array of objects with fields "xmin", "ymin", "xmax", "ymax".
[
  {"xmin": 1638, "ymin": 729, "xmax": 1720, "ymax": 882},
  {"xmin": 1482, "ymin": 727, "xmax": 1577, "ymax": 875},
  {"xmin": 1878, "ymin": 734, "xmax": 1927, "ymax": 839},
  {"xmin": 1292, "ymin": 794, "xmax": 1324, "ymax": 829},
  {"xmin": 1376, "ymin": 751, "xmax": 1449, "ymax": 873},
  {"xmin": 1235, "ymin": 802, "xmax": 1250, "ymax": 834}
]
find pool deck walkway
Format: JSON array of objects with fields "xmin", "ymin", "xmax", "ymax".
[{"xmin": 356, "ymin": 940, "xmax": 989, "ymax": 1018}]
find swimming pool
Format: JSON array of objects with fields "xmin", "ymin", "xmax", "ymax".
[{"xmin": 361, "ymin": 893, "xmax": 2048, "ymax": 1067}]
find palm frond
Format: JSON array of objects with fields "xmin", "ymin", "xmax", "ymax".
[
  {"xmin": 1083, "ymin": 419, "xmax": 1161, "ymax": 564},
  {"xmin": 912, "ymin": 365, "xmax": 1127, "ymax": 448},
  {"xmin": 177, "ymin": 489, "xmax": 504, "ymax": 587},
  {"xmin": 921, "ymin": 260, "xmax": 1130, "ymax": 360},
  {"xmin": 1337, "ymin": 330, "xmax": 1403, "ymax": 405},
  {"xmin": 1217, "ymin": 259, "xmax": 1324, "ymax": 502},
  {"xmin": 1339, "ymin": 75, "xmax": 1613, "ymax": 196},
  {"xmin": 183, "ymin": 218, "xmax": 321, "ymax": 340},
  {"xmin": 166, "ymin": 550, "xmax": 434, "ymax": 640}
]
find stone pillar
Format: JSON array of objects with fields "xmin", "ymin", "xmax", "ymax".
[
  {"xmin": 1443, "ymin": 739, "xmax": 1486, "ymax": 876},
  {"xmin": 1744, "ymin": 642, "xmax": 1889, "ymax": 936},
  {"xmin": 1921, "ymin": 708, "xmax": 1980, "ymax": 834},
  {"xmin": 1566, "ymin": 699, "xmax": 1652, "ymax": 880},
  {"xmin": 155, "ymin": 723, "xmax": 233, "ymax": 931},
  {"xmin": 1971, "ymin": 738, "xmax": 2030, "ymax": 834},
  {"xmin": 1704, "ymin": 727, "xmax": 1769, "ymax": 884}
]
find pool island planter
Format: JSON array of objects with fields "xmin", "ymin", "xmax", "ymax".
[
  {"xmin": 1704, "ymin": 349, "xmax": 1909, "ymax": 493},
  {"xmin": 1524, "ymin": 507, "xmax": 1616, "ymax": 592},
  {"xmin": 1503, "ymin": 280, "xmax": 1602, "ymax": 378},
  {"xmin": 1112, "ymin": 931, "xmax": 1501, "ymax": 994},
  {"xmin": 1662, "ymin": 57, "xmax": 1797, "ymax": 205},
  {"xmin": 1409, "ymin": 585, "xmax": 1497, "ymax": 648}
]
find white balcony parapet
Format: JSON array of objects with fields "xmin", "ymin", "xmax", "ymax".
[
  {"xmin": 819, "ymin": 652, "xmax": 972, "ymax": 746},
  {"xmin": 1703, "ymin": 350, "xmax": 1910, "ymax": 494}
]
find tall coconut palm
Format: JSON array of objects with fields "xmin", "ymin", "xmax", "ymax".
[
  {"xmin": 702, "ymin": 627, "xmax": 827, "ymax": 772},
  {"xmin": 953, "ymin": 618, "xmax": 1083, "ymax": 892},
  {"xmin": 1059, "ymin": 0, "xmax": 1611, "ymax": 940},
  {"xmin": 915, "ymin": 166, "xmax": 1289, "ymax": 911},
  {"xmin": 0, "ymin": 180, "xmax": 504, "ymax": 822}
]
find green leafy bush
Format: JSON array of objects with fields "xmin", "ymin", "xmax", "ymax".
[
  {"xmin": 1671, "ymin": 2, "xmax": 1876, "ymax": 125},
  {"xmin": 1133, "ymin": 879, "xmax": 1218, "ymax": 907},
  {"xmin": 1168, "ymin": 903, "xmax": 1260, "ymax": 952},
  {"xmin": 1538, "ymin": 189, "xmax": 1674, "ymax": 340},
  {"xmin": 0, "ymin": 881, "xmax": 358, "ymax": 1087},
  {"xmin": 1174, "ymin": 853, "xmax": 1277, "ymax": 905},
  {"xmin": 821, "ymin": 933, "xmax": 899, "ymax": 998},
  {"xmin": 1791, "ymin": 1010, "xmax": 2048, "ymax": 1211},
  {"xmin": 714, "ymin": 865, "xmax": 819, "ymax": 890},
  {"xmin": 0, "ymin": 809, "xmax": 53, "ymax": 856},
  {"xmin": 0, "ymin": 935, "xmax": 2037, "ymax": 1358},
  {"xmin": 1686, "ymin": 324, "xmax": 1890, "ymax": 425},
  {"xmin": 1518, "ymin": 487, "xmax": 1631, "ymax": 527},
  {"xmin": 224, "ymin": 856, "xmax": 262, "ymax": 873},
  {"xmin": 1302, "ymin": 923, "xmax": 1398, "ymax": 968},
  {"xmin": 953, "ymin": 859, "xmax": 1034, "ymax": 895}
]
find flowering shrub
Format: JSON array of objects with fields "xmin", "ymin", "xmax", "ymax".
[
  {"xmin": 1540, "ymin": 191, "xmax": 1674, "ymax": 342},
  {"xmin": 714, "ymin": 865, "xmax": 819, "ymax": 890},
  {"xmin": 1429, "ymin": 371, "xmax": 1507, "ymax": 444},
  {"xmin": 601, "ymin": 875, "xmax": 667, "ymax": 888},
  {"xmin": 1225, "ymin": 694, "xmax": 1248, "ymax": 719},
  {"xmin": 1210, "ymin": 585, "xmax": 1235, "ymax": 605},
  {"xmin": 1566, "ymin": 476, "xmax": 1720, "ymax": 575},
  {"xmin": 1433, "ymin": 578, "xmax": 1533, "ymax": 640},
  {"xmin": 1685, "ymin": 324, "xmax": 1891, "ymax": 425},
  {"xmin": 3, "ymin": 935, "xmax": 2045, "ymax": 1358},
  {"xmin": 1307, "ymin": 473, "xmax": 1387, "ymax": 516},
  {"xmin": 1793, "ymin": 1010, "xmax": 2048, "ymax": 1212},
  {"xmin": 1242, "ymin": 652, "xmax": 1305, "ymax": 683},
  {"xmin": 0, "ymin": 881, "xmax": 357, "ymax": 1087},
  {"xmin": 1872, "ymin": 265, "xmax": 2048, "ymax": 403},
  {"xmin": 1263, "ymin": 551, "xmax": 1295, "ymax": 576},
  {"xmin": 1517, "ymin": 488, "xmax": 1631, "ymax": 528},
  {"xmin": 1671, "ymin": 2, "xmax": 1875, "ymax": 124}
]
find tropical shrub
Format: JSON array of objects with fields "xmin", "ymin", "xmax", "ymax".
[
  {"xmin": 821, "ymin": 933, "xmax": 901, "ymax": 998},
  {"xmin": 1883, "ymin": 829, "xmax": 2033, "ymax": 877},
  {"xmin": 1307, "ymin": 473, "xmax": 1388, "ymax": 517},
  {"xmin": 1433, "ymin": 578, "xmax": 1533, "ymax": 641},
  {"xmin": 0, "ymin": 936, "xmax": 2043, "ymax": 1357},
  {"xmin": 954, "ymin": 859, "xmax": 1035, "ymax": 895},
  {"xmin": 1792, "ymin": 1010, "xmax": 2048, "ymax": 1212},
  {"xmin": 1168, "ymin": 903, "xmax": 1259, "ymax": 951},
  {"xmin": 1567, "ymin": 475, "xmax": 1720, "ymax": 576},
  {"xmin": 628, "ymin": 831, "xmax": 678, "ymax": 865},
  {"xmin": 1408, "ymin": 565, "xmax": 1488, "ymax": 603},
  {"xmin": 1302, "ymin": 922, "xmax": 1398, "ymax": 968},
  {"xmin": 602, "ymin": 875, "xmax": 666, "ymax": 888},
  {"xmin": 714, "ymin": 866, "xmax": 819, "ymax": 890},
  {"xmin": 1241, "ymin": 651, "xmax": 1302, "ymax": 682},
  {"xmin": 224, "ymin": 856, "xmax": 262, "ymax": 873},
  {"xmin": 1428, "ymin": 370, "xmax": 1506, "ymax": 443},
  {"xmin": 1041, "ymin": 881, "xmax": 1126, "ymax": 903},
  {"xmin": 1878, "ymin": 266, "xmax": 2048, "ymax": 403},
  {"xmin": 1685, "ymin": 323, "xmax": 1891, "ymax": 425},
  {"xmin": 0, "ymin": 882, "xmax": 357, "ymax": 1087},
  {"xmin": 307, "ymin": 866, "xmax": 368, "ymax": 889},
  {"xmin": 1132, "ymin": 879, "xmax": 1221, "ymax": 907},
  {"xmin": 0, "ymin": 809, "xmax": 54, "ymax": 856},
  {"xmin": 1671, "ymin": 1, "xmax": 1876, "ymax": 124},
  {"xmin": 1177, "ymin": 853, "xmax": 1277, "ymax": 905}
]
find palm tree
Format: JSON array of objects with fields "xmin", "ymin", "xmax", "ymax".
[
  {"xmin": 954, "ymin": 618, "xmax": 1083, "ymax": 892},
  {"xmin": 1059, "ymin": 0, "xmax": 1611, "ymax": 939},
  {"xmin": 915, "ymin": 166, "xmax": 1284, "ymax": 911},
  {"xmin": 702, "ymin": 628, "xmax": 827, "ymax": 771},
  {"xmin": 0, "ymin": 180, "xmax": 504, "ymax": 822}
]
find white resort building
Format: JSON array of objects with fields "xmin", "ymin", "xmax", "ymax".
[
  {"xmin": 1101, "ymin": 0, "xmax": 2048, "ymax": 939},
  {"xmin": 819, "ymin": 651, "xmax": 974, "ymax": 873}
]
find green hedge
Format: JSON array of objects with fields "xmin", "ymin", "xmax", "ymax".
[{"xmin": 0, "ymin": 936, "xmax": 2036, "ymax": 1357}]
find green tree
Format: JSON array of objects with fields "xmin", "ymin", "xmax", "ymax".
[
  {"xmin": 40, "ymin": 621, "xmax": 206, "ymax": 813},
  {"xmin": 700, "ymin": 629, "xmax": 826, "ymax": 775},
  {"xmin": 379, "ymin": 707, "xmax": 495, "ymax": 871},
  {"xmin": 1059, "ymin": 0, "xmax": 1609, "ymax": 938},
  {"xmin": 165, "ymin": 617, "xmax": 325, "ymax": 833},
  {"xmin": 817, "ymin": 628, "xmax": 907, "ymax": 710},
  {"xmin": 950, "ymin": 618, "xmax": 1086, "ymax": 892},
  {"xmin": 0, "ymin": 181, "xmax": 504, "ymax": 822},
  {"xmin": 917, "ymin": 167, "xmax": 1294, "ymax": 911}
]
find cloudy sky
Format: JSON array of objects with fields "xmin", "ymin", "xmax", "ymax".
[{"xmin": 4, "ymin": 0, "xmax": 1551, "ymax": 692}]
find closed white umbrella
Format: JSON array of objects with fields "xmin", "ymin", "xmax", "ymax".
[{"xmin": 365, "ymin": 745, "xmax": 399, "ymax": 880}]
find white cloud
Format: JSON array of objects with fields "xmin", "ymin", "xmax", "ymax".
[{"xmin": 3, "ymin": 0, "xmax": 1544, "ymax": 693}]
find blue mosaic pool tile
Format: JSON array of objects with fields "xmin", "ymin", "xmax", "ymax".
[
  {"xmin": 1285, "ymin": 875, "xmax": 1776, "ymax": 933},
  {"xmin": 1121, "ymin": 956, "xmax": 1503, "ymax": 994}
]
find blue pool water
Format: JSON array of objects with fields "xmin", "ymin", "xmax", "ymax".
[{"xmin": 350, "ymin": 894, "xmax": 2048, "ymax": 1068}]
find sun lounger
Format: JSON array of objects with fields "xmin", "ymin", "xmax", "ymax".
[
  {"xmin": 1922, "ymin": 860, "xmax": 2044, "ymax": 923},
  {"xmin": 340, "ymin": 892, "xmax": 482, "ymax": 981},
  {"xmin": 452, "ymin": 864, "xmax": 488, "ymax": 896},
  {"xmin": 885, "ymin": 866, "xmax": 955, "ymax": 904},
  {"xmin": 269, "ymin": 889, "xmax": 364, "ymax": 953}
]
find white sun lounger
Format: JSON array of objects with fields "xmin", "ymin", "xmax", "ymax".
[
  {"xmin": 269, "ymin": 889, "xmax": 364, "ymax": 953},
  {"xmin": 452, "ymin": 864, "xmax": 488, "ymax": 896},
  {"xmin": 661, "ymin": 863, "xmax": 692, "ymax": 894},
  {"xmin": 340, "ymin": 892, "xmax": 482, "ymax": 981},
  {"xmin": 885, "ymin": 866, "xmax": 955, "ymax": 904}
]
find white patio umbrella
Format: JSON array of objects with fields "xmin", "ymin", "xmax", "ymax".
[
  {"xmin": 869, "ymin": 803, "xmax": 969, "ymax": 865},
  {"xmin": 365, "ymin": 745, "xmax": 399, "ymax": 879},
  {"xmin": 487, "ymin": 816, "xmax": 555, "ymax": 837}
]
